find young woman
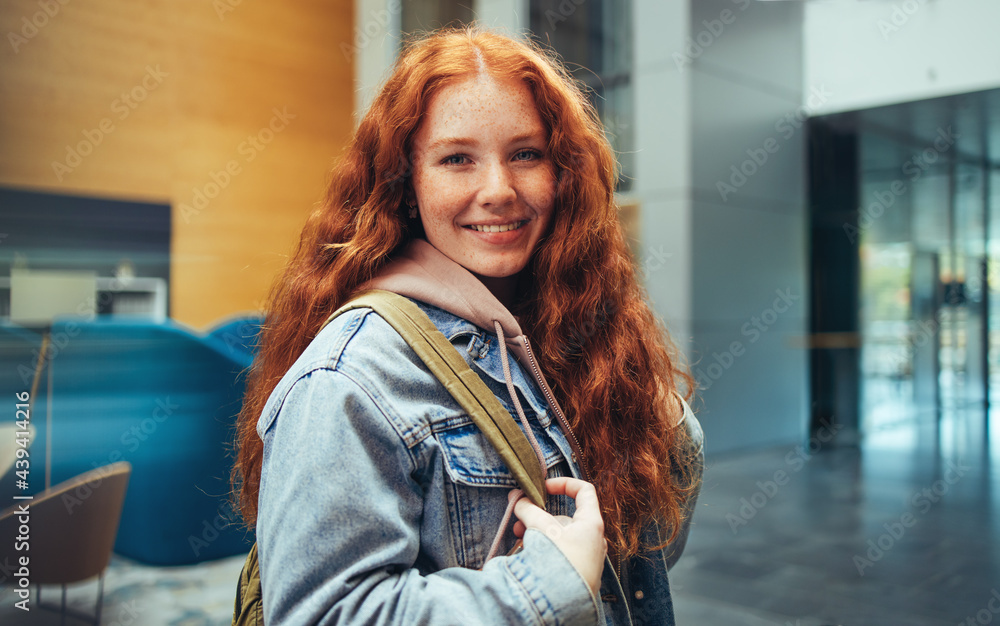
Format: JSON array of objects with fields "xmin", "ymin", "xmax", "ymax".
[{"xmin": 232, "ymin": 27, "xmax": 702, "ymax": 625}]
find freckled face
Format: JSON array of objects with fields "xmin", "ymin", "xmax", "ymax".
[{"xmin": 410, "ymin": 74, "xmax": 556, "ymax": 282}]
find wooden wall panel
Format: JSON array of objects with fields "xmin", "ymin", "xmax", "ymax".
[{"xmin": 0, "ymin": 0, "xmax": 354, "ymax": 328}]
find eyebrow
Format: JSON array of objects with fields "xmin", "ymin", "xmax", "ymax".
[{"xmin": 426, "ymin": 130, "xmax": 546, "ymax": 152}]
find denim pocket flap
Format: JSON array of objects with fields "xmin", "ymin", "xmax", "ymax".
[
  {"xmin": 435, "ymin": 421, "xmax": 519, "ymax": 488},
  {"xmin": 434, "ymin": 416, "xmax": 569, "ymax": 489}
]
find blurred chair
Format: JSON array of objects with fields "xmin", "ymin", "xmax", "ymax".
[{"xmin": 0, "ymin": 461, "xmax": 131, "ymax": 625}]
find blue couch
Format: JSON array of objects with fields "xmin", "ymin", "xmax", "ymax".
[{"xmin": 0, "ymin": 315, "xmax": 262, "ymax": 565}]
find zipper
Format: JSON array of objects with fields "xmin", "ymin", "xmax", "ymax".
[
  {"xmin": 603, "ymin": 552, "xmax": 633, "ymax": 624},
  {"xmin": 522, "ymin": 335, "xmax": 635, "ymax": 623},
  {"xmin": 614, "ymin": 519, "xmax": 633, "ymax": 624},
  {"xmin": 520, "ymin": 336, "xmax": 590, "ymax": 482},
  {"xmin": 617, "ymin": 519, "xmax": 626, "ymax": 580}
]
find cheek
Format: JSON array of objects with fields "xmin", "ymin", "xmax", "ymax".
[
  {"xmin": 413, "ymin": 167, "xmax": 463, "ymax": 212},
  {"xmin": 526, "ymin": 171, "xmax": 557, "ymax": 221},
  {"xmin": 411, "ymin": 164, "xmax": 433, "ymax": 205},
  {"xmin": 419, "ymin": 189, "xmax": 464, "ymax": 228},
  {"xmin": 414, "ymin": 173, "xmax": 464, "ymax": 232}
]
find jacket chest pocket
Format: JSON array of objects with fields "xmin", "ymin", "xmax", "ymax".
[{"xmin": 432, "ymin": 418, "xmax": 573, "ymax": 568}]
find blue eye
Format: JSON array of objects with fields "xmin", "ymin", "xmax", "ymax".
[
  {"xmin": 442, "ymin": 154, "xmax": 468, "ymax": 165},
  {"xmin": 514, "ymin": 149, "xmax": 541, "ymax": 161}
]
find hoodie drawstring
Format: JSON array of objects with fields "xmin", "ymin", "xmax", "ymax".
[
  {"xmin": 493, "ymin": 321, "xmax": 548, "ymax": 474},
  {"xmin": 485, "ymin": 487, "xmax": 523, "ymax": 563},
  {"xmin": 483, "ymin": 320, "xmax": 549, "ymax": 563}
]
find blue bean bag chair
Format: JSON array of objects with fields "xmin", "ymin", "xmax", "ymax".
[{"xmin": 0, "ymin": 315, "xmax": 262, "ymax": 565}]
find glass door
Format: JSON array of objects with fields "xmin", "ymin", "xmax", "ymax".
[{"xmin": 857, "ymin": 119, "xmax": 992, "ymax": 438}]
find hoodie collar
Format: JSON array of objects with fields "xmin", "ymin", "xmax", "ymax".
[{"xmin": 362, "ymin": 238, "xmax": 526, "ymax": 346}]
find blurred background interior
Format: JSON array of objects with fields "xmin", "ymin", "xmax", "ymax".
[{"xmin": 1, "ymin": 0, "xmax": 998, "ymax": 624}]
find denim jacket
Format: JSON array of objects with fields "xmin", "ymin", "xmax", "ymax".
[{"xmin": 256, "ymin": 240, "xmax": 703, "ymax": 625}]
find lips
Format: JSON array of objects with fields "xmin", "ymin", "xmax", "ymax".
[{"xmin": 464, "ymin": 220, "xmax": 529, "ymax": 233}]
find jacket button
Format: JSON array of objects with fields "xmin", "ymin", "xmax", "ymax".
[{"xmin": 634, "ymin": 590, "xmax": 644, "ymax": 600}]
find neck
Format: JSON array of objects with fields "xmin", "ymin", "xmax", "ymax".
[{"xmin": 474, "ymin": 273, "xmax": 519, "ymax": 310}]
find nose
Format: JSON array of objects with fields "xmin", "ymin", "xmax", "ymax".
[{"xmin": 477, "ymin": 159, "xmax": 517, "ymax": 208}]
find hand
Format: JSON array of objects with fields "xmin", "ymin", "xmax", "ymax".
[{"xmin": 512, "ymin": 477, "xmax": 607, "ymax": 595}]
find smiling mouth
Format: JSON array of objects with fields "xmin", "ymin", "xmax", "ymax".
[{"xmin": 465, "ymin": 220, "xmax": 529, "ymax": 233}]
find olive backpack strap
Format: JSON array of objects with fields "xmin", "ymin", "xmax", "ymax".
[{"xmin": 233, "ymin": 289, "xmax": 546, "ymax": 626}]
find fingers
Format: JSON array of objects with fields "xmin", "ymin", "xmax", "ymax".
[
  {"xmin": 511, "ymin": 515, "xmax": 568, "ymax": 537},
  {"xmin": 513, "ymin": 520, "xmax": 526, "ymax": 537},
  {"xmin": 513, "ymin": 494, "xmax": 558, "ymax": 534},
  {"xmin": 510, "ymin": 478, "xmax": 607, "ymax": 596},
  {"xmin": 542, "ymin": 477, "xmax": 604, "ymax": 528},
  {"xmin": 512, "ymin": 478, "xmax": 605, "ymax": 539}
]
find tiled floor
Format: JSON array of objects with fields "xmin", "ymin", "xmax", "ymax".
[
  {"xmin": 671, "ymin": 408, "xmax": 1000, "ymax": 625},
  {"xmin": 1, "ymin": 411, "xmax": 997, "ymax": 625}
]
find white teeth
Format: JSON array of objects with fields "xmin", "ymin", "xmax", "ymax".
[{"xmin": 468, "ymin": 221, "xmax": 525, "ymax": 233}]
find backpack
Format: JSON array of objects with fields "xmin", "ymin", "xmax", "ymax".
[{"xmin": 232, "ymin": 290, "xmax": 546, "ymax": 625}]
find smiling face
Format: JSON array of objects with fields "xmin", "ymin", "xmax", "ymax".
[{"xmin": 410, "ymin": 74, "xmax": 556, "ymax": 301}]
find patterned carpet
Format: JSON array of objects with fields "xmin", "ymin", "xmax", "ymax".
[{"xmin": 0, "ymin": 552, "xmax": 246, "ymax": 625}]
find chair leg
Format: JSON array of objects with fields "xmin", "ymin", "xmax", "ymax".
[
  {"xmin": 35, "ymin": 576, "xmax": 105, "ymax": 625},
  {"xmin": 94, "ymin": 571, "xmax": 105, "ymax": 625}
]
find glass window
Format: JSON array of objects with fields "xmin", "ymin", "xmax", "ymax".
[
  {"xmin": 529, "ymin": 0, "xmax": 634, "ymax": 191},
  {"xmin": 401, "ymin": 0, "xmax": 474, "ymax": 37}
]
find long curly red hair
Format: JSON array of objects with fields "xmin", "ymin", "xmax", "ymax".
[{"xmin": 233, "ymin": 27, "xmax": 697, "ymax": 559}]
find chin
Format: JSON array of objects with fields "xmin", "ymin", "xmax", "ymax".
[{"xmin": 472, "ymin": 262, "xmax": 528, "ymax": 279}]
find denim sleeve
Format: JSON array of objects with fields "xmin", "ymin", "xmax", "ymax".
[
  {"xmin": 664, "ymin": 399, "xmax": 704, "ymax": 570},
  {"xmin": 257, "ymin": 367, "xmax": 601, "ymax": 626}
]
